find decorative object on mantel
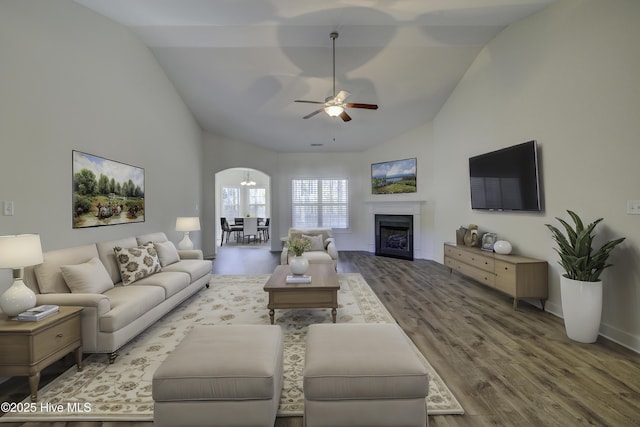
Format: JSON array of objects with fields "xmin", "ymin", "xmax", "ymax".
[
  {"xmin": 546, "ymin": 210, "xmax": 625, "ymax": 343},
  {"xmin": 463, "ymin": 224, "xmax": 480, "ymax": 247},
  {"xmin": 481, "ymin": 232, "xmax": 497, "ymax": 252},
  {"xmin": 456, "ymin": 227, "xmax": 467, "ymax": 245},
  {"xmin": 287, "ymin": 237, "xmax": 311, "ymax": 275},
  {"xmin": 0, "ymin": 234, "xmax": 43, "ymax": 316},
  {"xmin": 493, "ymin": 240, "xmax": 513, "ymax": 255},
  {"xmin": 176, "ymin": 216, "xmax": 201, "ymax": 250}
]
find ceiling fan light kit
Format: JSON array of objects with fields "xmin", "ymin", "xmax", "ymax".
[
  {"xmin": 325, "ymin": 105, "xmax": 344, "ymax": 117},
  {"xmin": 295, "ymin": 31, "xmax": 378, "ymax": 122}
]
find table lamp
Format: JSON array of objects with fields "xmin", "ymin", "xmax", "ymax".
[
  {"xmin": 0, "ymin": 234, "xmax": 43, "ymax": 316},
  {"xmin": 176, "ymin": 217, "xmax": 200, "ymax": 250}
]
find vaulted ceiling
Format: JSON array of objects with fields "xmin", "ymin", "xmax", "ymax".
[{"xmin": 75, "ymin": 0, "xmax": 556, "ymax": 152}]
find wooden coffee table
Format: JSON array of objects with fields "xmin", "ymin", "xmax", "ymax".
[{"xmin": 264, "ymin": 264, "xmax": 340, "ymax": 324}]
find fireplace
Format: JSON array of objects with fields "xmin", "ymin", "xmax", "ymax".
[{"xmin": 375, "ymin": 214, "xmax": 414, "ymax": 260}]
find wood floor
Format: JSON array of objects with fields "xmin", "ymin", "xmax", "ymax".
[{"xmin": 2, "ymin": 247, "xmax": 639, "ymax": 426}]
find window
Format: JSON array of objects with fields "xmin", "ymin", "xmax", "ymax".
[
  {"xmin": 221, "ymin": 187, "xmax": 240, "ymax": 220},
  {"xmin": 248, "ymin": 188, "xmax": 266, "ymax": 218},
  {"xmin": 292, "ymin": 178, "xmax": 349, "ymax": 229}
]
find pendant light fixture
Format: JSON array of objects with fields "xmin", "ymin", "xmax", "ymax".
[{"xmin": 240, "ymin": 171, "xmax": 256, "ymax": 186}]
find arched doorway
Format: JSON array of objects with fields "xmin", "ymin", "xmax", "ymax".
[{"xmin": 214, "ymin": 168, "xmax": 271, "ymax": 252}]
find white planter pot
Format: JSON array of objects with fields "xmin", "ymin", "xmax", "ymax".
[
  {"xmin": 560, "ymin": 276, "xmax": 603, "ymax": 343},
  {"xmin": 290, "ymin": 255, "xmax": 309, "ymax": 275}
]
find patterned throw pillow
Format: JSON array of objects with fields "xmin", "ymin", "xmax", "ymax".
[
  {"xmin": 113, "ymin": 243, "xmax": 161, "ymax": 285},
  {"xmin": 302, "ymin": 234, "xmax": 324, "ymax": 252}
]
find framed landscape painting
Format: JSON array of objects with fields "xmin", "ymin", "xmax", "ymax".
[
  {"xmin": 371, "ymin": 158, "xmax": 417, "ymax": 194},
  {"xmin": 72, "ymin": 151, "xmax": 145, "ymax": 228}
]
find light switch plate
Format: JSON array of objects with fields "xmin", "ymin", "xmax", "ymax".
[
  {"xmin": 627, "ymin": 200, "xmax": 640, "ymax": 215},
  {"xmin": 3, "ymin": 201, "xmax": 14, "ymax": 216}
]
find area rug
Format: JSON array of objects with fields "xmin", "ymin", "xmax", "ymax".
[{"xmin": 1, "ymin": 273, "xmax": 463, "ymax": 422}]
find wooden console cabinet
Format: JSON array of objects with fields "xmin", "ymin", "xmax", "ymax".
[{"xmin": 444, "ymin": 243, "xmax": 548, "ymax": 310}]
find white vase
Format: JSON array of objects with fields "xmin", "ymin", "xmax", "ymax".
[
  {"xmin": 493, "ymin": 240, "xmax": 512, "ymax": 255},
  {"xmin": 290, "ymin": 255, "xmax": 309, "ymax": 275},
  {"xmin": 0, "ymin": 279, "xmax": 37, "ymax": 317},
  {"xmin": 560, "ymin": 276, "xmax": 602, "ymax": 343}
]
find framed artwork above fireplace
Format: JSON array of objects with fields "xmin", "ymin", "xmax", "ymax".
[{"xmin": 371, "ymin": 158, "xmax": 417, "ymax": 194}]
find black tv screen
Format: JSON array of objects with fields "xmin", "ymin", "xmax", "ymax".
[{"xmin": 469, "ymin": 140, "xmax": 541, "ymax": 212}]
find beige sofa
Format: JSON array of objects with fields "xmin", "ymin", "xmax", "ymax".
[
  {"xmin": 280, "ymin": 228, "xmax": 338, "ymax": 270},
  {"xmin": 24, "ymin": 232, "xmax": 212, "ymax": 363}
]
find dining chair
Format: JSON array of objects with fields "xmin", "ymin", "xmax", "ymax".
[
  {"xmin": 242, "ymin": 217, "xmax": 259, "ymax": 244},
  {"xmin": 258, "ymin": 218, "xmax": 270, "ymax": 241}
]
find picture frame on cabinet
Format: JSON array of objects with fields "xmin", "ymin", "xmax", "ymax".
[{"xmin": 481, "ymin": 233, "xmax": 497, "ymax": 251}]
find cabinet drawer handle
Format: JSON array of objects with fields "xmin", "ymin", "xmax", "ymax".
[{"xmin": 56, "ymin": 333, "xmax": 64, "ymax": 338}]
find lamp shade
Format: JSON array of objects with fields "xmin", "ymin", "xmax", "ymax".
[
  {"xmin": 0, "ymin": 234, "xmax": 44, "ymax": 268},
  {"xmin": 176, "ymin": 217, "xmax": 201, "ymax": 232}
]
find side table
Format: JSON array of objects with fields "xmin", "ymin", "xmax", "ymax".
[{"xmin": 0, "ymin": 306, "xmax": 83, "ymax": 402}]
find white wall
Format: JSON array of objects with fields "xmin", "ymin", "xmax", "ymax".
[
  {"xmin": 432, "ymin": 0, "xmax": 640, "ymax": 350},
  {"xmin": 0, "ymin": 1, "xmax": 203, "ymax": 293}
]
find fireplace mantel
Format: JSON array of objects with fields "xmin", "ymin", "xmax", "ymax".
[{"xmin": 364, "ymin": 200, "xmax": 425, "ymax": 258}]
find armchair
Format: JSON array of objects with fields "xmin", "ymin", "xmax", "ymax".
[{"xmin": 281, "ymin": 228, "xmax": 338, "ymax": 270}]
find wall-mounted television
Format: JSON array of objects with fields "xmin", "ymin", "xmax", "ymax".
[{"xmin": 469, "ymin": 140, "xmax": 542, "ymax": 212}]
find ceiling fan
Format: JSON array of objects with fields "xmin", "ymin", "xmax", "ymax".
[{"xmin": 295, "ymin": 32, "xmax": 378, "ymax": 122}]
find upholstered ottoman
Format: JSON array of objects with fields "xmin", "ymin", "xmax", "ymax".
[
  {"xmin": 153, "ymin": 325, "xmax": 284, "ymax": 427},
  {"xmin": 303, "ymin": 323, "xmax": 429, "ymax": 427}
]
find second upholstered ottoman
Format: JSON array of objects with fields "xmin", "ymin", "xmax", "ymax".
[{"xmin": 303, "ymin": 323, "xmax": 429, "ymax": 427}]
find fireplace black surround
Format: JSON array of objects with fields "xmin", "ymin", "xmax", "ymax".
[{"xmin": 375, "ymin": 214, "xmax": 414, "ymax": 260}]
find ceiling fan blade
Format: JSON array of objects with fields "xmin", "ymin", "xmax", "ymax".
[
  {"xmin": 303, "ymin": 109, "xmax": 324, "ymax": 119},
  {"xmin": 346, "ymin": 103, "xmax": 379, "ymax": 110},
  {"xmin": 340, "ymin": 111, "xmax": 352, "ymax": 122},
  {"xmin": 334, "ymin": 90, "xmax": 351, "ymax": 103},
  {"xmin": 295, "ymin": 100, "xmax": 325, "ymax": 104}
]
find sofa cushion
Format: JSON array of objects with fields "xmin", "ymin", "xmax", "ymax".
[
  {"xmin": 132, "ymin": 271, "xmax": 190, "ymax": 298},
  {"xmin": 100, "ymin": 285, "xmax": 165, "ymax": 332},
  {"xmin": 34, "ymin": 244, "xmax": 99, "ymax": 294},
  {"xmin": 60, "ymin": 257, "xmax": 114, "ymax": 294},
  {"xmin": 162, "ymin": 259, "xmax": 212, "ymax": 282},
  {"xmin": 154, "ymin": 241, "xmax": 180, "ymax": 267},
  {"xmin": 136, "ymin": 232, "xmax": 169, "ymax": 246},
  {"xmin": 114, "ymin": 243, "xmax": 161, "ymax": 285},
  {"xmin": 289, "ymin": 228, "xmax": 333, "ymax": 243},
  {"xmin": 97, "ymin": 237, "xmax": 139, "ymax": 284},
  {"xmin": 300, "ymin": 251, "xmax": 333, "ymax": 264},
  {"xmin": 302, "ymin": 234, "xmax": 324, "ymax": 252}
]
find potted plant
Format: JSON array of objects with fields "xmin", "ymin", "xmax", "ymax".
[
  {"xmin": 546, "ymin": 210, "xmax": 625, "ymax": 343},
  {"xmin": 287, "ymin": 237, "xmax": 311, "ymax": 275}
]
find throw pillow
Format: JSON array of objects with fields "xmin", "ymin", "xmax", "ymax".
[
  {"xmin": 60, "ymin": 257, "xmax": 114, "ymax": 294},
  {"xmin": 113, "ymin": 243, "xmax": 161, "ymax": 285},
  {"xmin": 154, "ymin": 241, "xmax": 180, "ymax": 267},
  {"xmin": 302, "ymin": 234, "xmax": 324, "ymax": 252}
]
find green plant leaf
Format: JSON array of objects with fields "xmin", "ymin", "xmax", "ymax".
[{"xmin": 546, "ymin": 210, "xmax": 625, "ymax": 282}]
